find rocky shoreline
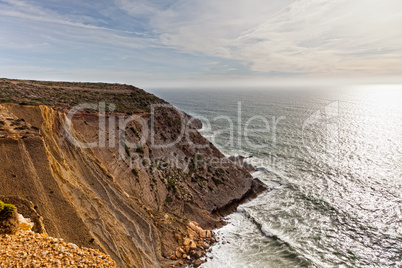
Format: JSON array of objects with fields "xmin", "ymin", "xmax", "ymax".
[
  {"xmin": 169, "ymin": 221, "xmax": 216, "ymax": 267},
  {"xmin": 167, "ymin": 167, "xmax": 268, "ymax": 267}
]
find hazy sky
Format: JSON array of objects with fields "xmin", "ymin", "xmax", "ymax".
[{"xmin": 1, "ymin": 0, "xmax": 402, "ymax": 88}]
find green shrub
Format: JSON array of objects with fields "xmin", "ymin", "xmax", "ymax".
[
  {"xmin": 168, "ymin": 178, "xmax": 175, "ymax": 188},
  {"xmin": 212, "ymin": 177, "xmax": 224, "ymax": 186},
  {"xmin": 136, "ymin": 144, "xmax": 144, "ymax": 154},
  {"xmin": 2, "ymin": 204, "xmax": 16, "ymax": 213},
  {"xmin": 0, "ymin": 200, "xmax": 16, "ymax": 214}
]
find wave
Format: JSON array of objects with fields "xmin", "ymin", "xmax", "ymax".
[{"xmin": 234, "ymin": 207, "xmax": 315, "ymax": 267}]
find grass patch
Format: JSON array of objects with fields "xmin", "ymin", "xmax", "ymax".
[{"xmin": 167, "ymin": 178, "xmax": 176, "ymax": 191}]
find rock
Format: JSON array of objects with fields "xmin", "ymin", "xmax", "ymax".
[
  {"xmin": 189, "ymin": 241, "xmax": 197, "ymax": 249},
  {"xmin": 188, "ymin": 222, "xmax": 197, "ymax": 230},
  {"xmin": 193, "ymin": 259, "xmax": 202, "ymax": 267},
  {"xmin": 193, "ymin": 249, "xmax": 202, "ymax": 259},
  {"xmin": 194, "ymin": 226, "xmax": 203, "ymax": 235},
  {"xmin": 200, "ymin": 230, "xmax": 209, "ymax": 238},
  {"xmin": 183, "ymin": 238, "xmax": 191, "ymax": 246},
  {"xmin": 206, "ymin": 230, "xmax": 212, "ymax": 238},
  {"xmin": 174, "ymin": 233, "xmax": 182, "ymax": 242},
  {"xmin": 184, "ymin": 246, "xmax": 190, "ymax": 253},
  {"xmin": 197, "ymin": 241, "xmax": 204, "ymax": 248},
  {"xmin": 170, "ymin": 253, "xmax": 177, "ymax": 260},
  {"xmin": 187, "ymin": 230, "xmax": 197, "ymax": 240},
  {"xmin": 17, "ymin": 214, "xmax": 34, "ymax": 231}
]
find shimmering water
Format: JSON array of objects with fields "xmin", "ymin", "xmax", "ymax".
[{"xmin": 150, "ymin": 86, "xmax": 402, "ymax": 267}]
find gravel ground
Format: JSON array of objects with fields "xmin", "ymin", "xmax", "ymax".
[{"xmin": 0, "ymin": 231, "xmax": 116, "ymax": 267}]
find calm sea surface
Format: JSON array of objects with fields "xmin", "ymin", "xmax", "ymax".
[{"xmin": 150, "ymin": 86, "xmax": 402, "ymax": 267}]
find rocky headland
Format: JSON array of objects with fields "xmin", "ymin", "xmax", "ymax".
[{"xmin": 0, "ymin": 78, "xmax": 267, "ymax": 267}]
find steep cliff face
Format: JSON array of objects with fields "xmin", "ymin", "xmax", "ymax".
[
  {"xmin": 0, "ymin": 80, "xmax": 264, "ymax": 267},
  {"xmin": 1, "ymin": 104, "xmax": 162, "ymax": 267}
]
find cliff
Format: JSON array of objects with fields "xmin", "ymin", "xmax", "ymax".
[{"xmin": 0, "ymin": 79, "xmax": 265, "ymax": 267}]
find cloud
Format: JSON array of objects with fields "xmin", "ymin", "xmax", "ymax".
[
  {"xmin": 139, "ymin": 0, "xmax": 402, "ymax": 76},
  {"xmin": 0, "ymin": 0, "xmax": 156, "ymax": 51},
  {"xmin": 114, "ymin": 0, "xmax": 159, "ymax": 16}
]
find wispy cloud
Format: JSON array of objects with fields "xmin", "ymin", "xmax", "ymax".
[
  {"xmin": 0, "ymin": 0, "xmax": 155, "ymax": 49},
  {"xmin": 137, "ymin": 0, "xmax": 402, "ymax": 76}
]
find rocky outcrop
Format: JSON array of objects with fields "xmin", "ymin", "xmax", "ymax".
[
  {"xmin": 169, "ymin": 221, "xmax": 215, "ymax": 266},
  {"xmin": 212, "ymin": 178, "xmax": 267, "ymax": 216},
  {"xmin": 0, "ymin": 79, "xmax": 266, "ymax": 267}
]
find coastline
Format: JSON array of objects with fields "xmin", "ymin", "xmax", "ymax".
[{"xmin": 0, "ymin": 79, "xmax": 269, "ymax": 267}]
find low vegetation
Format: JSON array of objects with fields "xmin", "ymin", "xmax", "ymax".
[
  {"xmin": 0, "ymin": 200, "xmax": 18, "ymax": 235},
  {"xmin": 0, "ymin": 78, "xmax": 166, "ymax": 113},
  {"xmin": 0, "ymin": 200, "xmax": 16, "ymax": 215}
]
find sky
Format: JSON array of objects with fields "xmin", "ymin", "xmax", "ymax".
[{"xmin": 0, "ymin": 0, "xmax": 402, "ymax": 89}]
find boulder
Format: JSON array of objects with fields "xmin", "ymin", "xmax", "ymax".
[
  {"xmin": 189, "ymin": 241, "xmax": 197, "ymax": 249},
  {"xmin": 193, "ymin": 259, "xmax": 202, "ymax": 267},
  {"xmin": 18, "ymin": 213, "xmax": 34, "ymax": 231}
]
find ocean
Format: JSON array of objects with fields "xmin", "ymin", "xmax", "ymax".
[{"xmin": 150, "ymin": 86, "xmax": 402, "ymax": 267}]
